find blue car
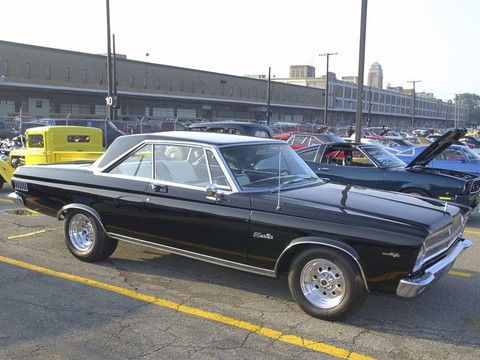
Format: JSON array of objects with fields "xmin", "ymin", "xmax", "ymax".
[{"xmin": 396, "ymin": 129, "xmax": 480, "ymax": 175}]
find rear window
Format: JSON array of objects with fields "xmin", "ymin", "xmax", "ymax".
[{"xmin": 67, "ymin": 135, "xmax": 91, "ymax": 143}]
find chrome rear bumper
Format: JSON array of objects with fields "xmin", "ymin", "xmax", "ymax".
[{"xmin": 396, "ymin": 238, "xmax": 472, "ymax": 298}]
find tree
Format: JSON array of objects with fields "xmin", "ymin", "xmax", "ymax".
[{"xmin": 458, "ymin": 93, "xmax": 480, "ymax": 124}]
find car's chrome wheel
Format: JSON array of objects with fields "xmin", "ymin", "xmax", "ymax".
[
  {"xmin": 288, "ymin": 247, "xmax": 366, "ymax": 321},
  {"xmin": 300, "ymin": 259, "xmax": 346, "ymax": 309},
  {"xmin": 68, "ymin": 213, "xmax": 94, "ymax": 252},
  {"xmin": 64, "ymin": 210, "xmax": 118, "ymax": 262}
]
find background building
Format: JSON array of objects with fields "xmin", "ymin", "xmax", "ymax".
[{"xmin": 0, "ymin": 40, "xmax": 469, "ymax": 131}]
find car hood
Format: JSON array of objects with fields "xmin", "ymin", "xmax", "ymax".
[
  {"xmin": 405, "ymin": 128, "xmax": 467, "ymax": 168},
  {"xmin": 252, "ymin": 182, "xmax": 463, "ymax": 243}
]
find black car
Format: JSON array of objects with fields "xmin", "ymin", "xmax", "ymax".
[
  {"xmin": 189, "ymin": 121, "xmax": 273, "ymax": 138},
  {"xmin": 9, "ymin": 131, "xmax": 471, "ymax": 321},
  {"xmin": 296, "ymin": 129, "xmax": 480, "ymax": 212}
]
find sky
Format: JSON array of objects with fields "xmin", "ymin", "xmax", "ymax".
[{"xmin": 1, "ymin": 0, "xmax": 479, "ymax": 101}]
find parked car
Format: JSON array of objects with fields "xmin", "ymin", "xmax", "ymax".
[
  {"xmin": 296, "ymin": 129, "xmax": 480, "ymax": 211},
  {"xmin": 37, "ymin": 118, "xmax": 125, "ymax": 147},
  {"xmin": 459, "ymin": 135, "xmax": 480, "ymax": 149},
  {"xmin": 376, "ymin": 137, "xmax": 416, "ymax": 152},
  {"xmin": 274, "ymin": 132, "xmax": 345, "ymax": 149},
  {"xmin": 396, "ymin": 142, "xmax": 480, "ymax": 176},
  {"xmin": 189, "ymin": 121, "xmax": 273, "ymax": 138},
  {"xmin": 0, "ymin": 126, "xmax": 104, "ymax": 191},
  {"xmin": 9, "ymin": 132, "xmax": 471, "ymax": 321}
]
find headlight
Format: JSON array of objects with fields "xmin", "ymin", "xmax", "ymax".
[{"xmin": 413, "ymin": 244, "xmax": 426, "ymax": 272}]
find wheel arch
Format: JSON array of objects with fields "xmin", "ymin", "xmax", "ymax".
[
  {"xmin": 57, "ymin": 204, "xmax": 107, "ymax": 234},
  {"xmin": 275, "ymin": 236, "xmax": 369, "ymax": 291}
]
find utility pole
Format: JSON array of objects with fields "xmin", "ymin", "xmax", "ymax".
[
  {"xmin": 266, "ymin": 67, "xmax": 271, "ymax": 125},
  {"xmin": 319, "ymin": 52, "xmax": 338, "ymax": 126},
  {"xmin": 105, "ymin": 0, "xmax": 114, "ymax": 121},
  {"xmin": 407, "ymin": 80, "xmax": 421, "ymax": 129},
  {"xmin": 354, "ymin": 0, "xmax": 368, "ymax": 142}
]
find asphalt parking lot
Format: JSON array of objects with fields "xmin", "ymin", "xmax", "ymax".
[{"xmin": 0, "ymin": 183, "xmax": 479, "ymax": 360}]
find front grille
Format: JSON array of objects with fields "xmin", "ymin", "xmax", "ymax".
[
  {"xmin": 13, "ymin": 180, "xmax": 29, "ymax": 192},
  {"xmin": 424, "ymin": 213, "xmax": 464, "ymax": 261}
]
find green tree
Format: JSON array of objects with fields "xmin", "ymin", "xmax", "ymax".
[{"xmin": 458, "ymin": 93, "xmax": 480, "ymax": 123}]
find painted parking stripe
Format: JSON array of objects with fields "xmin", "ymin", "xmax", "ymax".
[{"xmin": 0, "ymin": 255, "xmax": 374, "ymax": 360}]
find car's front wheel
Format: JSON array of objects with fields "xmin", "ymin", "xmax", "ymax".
[
  {"xmin": 288, "ymin": 247, "xmax": 367, "ymax": 321},
  {"xmin": 64, "ymin": 210, "xmax": 118, "ymax": 262}
]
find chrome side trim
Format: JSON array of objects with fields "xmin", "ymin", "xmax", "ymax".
[
  {"xmin": 8, "ymin": 192, "xmax": 26, "ymax": 207},
  {"xmin": 109, "ymin": 233, "xmax": 276, "ymax": 278},
  {"xmin": 397, "ymin": 238, "xmax": 472, "ymax": 298}
]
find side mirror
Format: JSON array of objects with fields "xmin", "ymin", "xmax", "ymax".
[{"xmin": 206, "ymin": 184, "xmax": 218, "ymax": 200}]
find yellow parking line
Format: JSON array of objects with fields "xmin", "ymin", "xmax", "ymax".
[
  {"xmin": 0, "ymin": 255, "xmax": 374, "ymax": 360},
  {"xmin": 449, "ymin": 270, "xmax": 473, "ymax": 277},
  {"xmin": 0, "ymin": 198, "xmax": 12, "ymax": 203},
  {"xmin": 7, "ymin": 229, "xmax": 47, "ymax": 239},
  {"xmin": 464, "ymin": 229, "xmax": 480, "ymax": 235}
]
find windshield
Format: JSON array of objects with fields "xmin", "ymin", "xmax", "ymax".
[
  {"xmin": 220, "ymin": 143, "xmax": 320, "ymax": 190},
  {"xmin": 462, "ymin": 146, "xmax": 480, "ymax": 161},
  {"xmin": 362, "ymin": 145, "xmax": 406, "ymax": 167}
]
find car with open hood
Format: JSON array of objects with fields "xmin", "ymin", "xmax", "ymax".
[
  {"xmin": 296, "ymin": 128, "xmax": 480, "ymax": 212},
  {"xmin": 9, "ymin": 131, "xmax": 471, "ymax": 321},
  {"xmin": 396, "ymin": 129, "xmax": 480, "ymax": 176}
]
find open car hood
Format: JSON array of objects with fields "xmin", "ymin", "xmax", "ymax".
[{"xmin": 405, "ymin": 128, "xmax": 467, "ymax": 168}]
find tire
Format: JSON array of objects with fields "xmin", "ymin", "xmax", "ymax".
[
  {"xmin": 288, "ymin": 247, "xmax": 367, "ymax": 321},
  {"xmin": 64, "ymin": 210, "xmax": 118, "ymax": 262}
]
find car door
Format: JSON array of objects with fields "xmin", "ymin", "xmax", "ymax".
[
  {"xmin": 142, "ymin": 143, "xmax": 252, "ymax": 265},
  {"xmin": 303, "ymin": 145, "xmax": 386, "ymax": 189}
]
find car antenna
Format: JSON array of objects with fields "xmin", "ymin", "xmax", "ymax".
[{"xmin": 276, "ymin": 146, "xmax": 282, "ymax": 210}]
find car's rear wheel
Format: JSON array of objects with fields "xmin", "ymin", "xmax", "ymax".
[
  {"xmin": 64, "ymin": 210, "xmax": 118, "ymax": 262},
  {"xmin": 288, "ymin": 247, "xmax": 366, "ymax": 321}
]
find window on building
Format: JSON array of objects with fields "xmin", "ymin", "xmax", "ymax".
[
  {"xmin": 36, "ymin": 100, "xmax": 42, "ymax": 109},
  {"xmin": 99, "ymin": 71, "xmax": 104, "ymax": 85},
  {"xmin": 156, "ymin": 78, "xmax": 160, "ymax": 90},
  {"xmin": 25, "ymin": 63, "xmax": 31, "ymax": 78},
  {"xmin": 3, "ymin": 60, "xmax": 8, "ymax": 76},
  {"xmin": 82, "ymin": 69, "xmax": 87, "ymax": 83},
  {"xmin": 129, "ymin": 75, "xmax": 134, "ymax": 87},
  {"xmin": 65, "ymin": 67, "xmax": 70, "ymax": 82},
  {"xmin": 144, "ymin": 76, "xmax": 147, "ymax": 89},
  {"xmin": 46, "ymin": 65, "xmax": 51, "ymax": 80}
]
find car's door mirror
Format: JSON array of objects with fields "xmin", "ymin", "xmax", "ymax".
[{"xmin": 206, "ymin": 183, "xmax": 218, "ymax": 200}]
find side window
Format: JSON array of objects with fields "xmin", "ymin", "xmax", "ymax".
[
  {"xmin": 108, "ymin": 144, "xmax": 153, "ymax": 178},
  {"xmin": 29, "ymin": 134, "xmax": 44, "ymax": 148},
  {"xmin": 298, "ymin": 148, "xmax": 318, "ymax": 162},
  {"xmin": 154, "ymin": 144, "xmax": 208, "ymax": 186},
  {"xmin": 206, "ymin": 150, "xmax": 230, "ymax": 189}
]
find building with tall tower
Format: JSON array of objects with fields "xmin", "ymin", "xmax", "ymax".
[{"xmin": 368, "ymin": 62, "xmax": 383, "ymax": 89}]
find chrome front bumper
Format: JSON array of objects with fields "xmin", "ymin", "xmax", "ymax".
[
  {"xmin": 8, "ymin": 192, "xmax": 26, "ymax": 207},
  {"xmin": 396, "ymin": 238, "xmax": 472, "ymax": 298}
]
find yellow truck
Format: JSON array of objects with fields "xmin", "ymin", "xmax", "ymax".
[{"xmin": 0, "ymin": 126, "xmax": 104, "ymax": 190}]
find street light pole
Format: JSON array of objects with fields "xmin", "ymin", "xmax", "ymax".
[
  {"xmin": 105, "ymin": 0, "xmax": 113, "ymax": 121},
  {"xmin": 407, "ymin": 80, "xmax": 421, "ymax": 129},
  {"xmin": 354, "ymin": 0, "xmax": 368, "ymax": 143},
  {"xmin": 266, "ymin": 67, "xmax": 271, "ymax": 125},
  {"xmin": 319, "ymin": 52, "xmax": 338, "ymax": 126}
]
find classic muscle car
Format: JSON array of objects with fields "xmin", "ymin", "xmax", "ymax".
[
  {"xmin": 297, "ymin": 128, "xmax": 480, "ymax": 211},
  {"xmin": 9, "ymin": 131, "xmax": 471, "ymax": 321}
]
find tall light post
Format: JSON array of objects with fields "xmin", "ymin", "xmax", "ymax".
[
  {"xmin": 319, "ymin": 52, "xmax": 338, "ymax": 126},
  {"xmin": 407, "ymin": 80, "xmax": 421, "ymax": 129},
  {"xmin": 105, "ymin": 0, "xmax": 114, "ymax": 121}
]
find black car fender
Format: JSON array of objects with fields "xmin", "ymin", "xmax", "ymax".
[
  {"xmin": 57, "ymin": 203, "xmax": 108, "ymax": 235},
  {"xmin": 274, "ymin": 236, "xmax": 369, "ymax": 291}
]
